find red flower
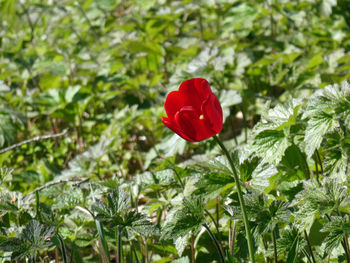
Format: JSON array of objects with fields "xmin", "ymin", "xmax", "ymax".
[{"xmin": 162, "ymin": 78, "xmax": 223, "ymax": 142}]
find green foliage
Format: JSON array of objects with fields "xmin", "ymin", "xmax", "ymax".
[
  {"xmin": 163, "ymin": 196, "xmax": 205, "ymax": 241},
  {"xmin": 92, "ymin": 188, "xmax": 155, "ymax": 237},
  {"xmin": 1, "ymin": 0, "xmax": 350, "ymax": 261},
  {"xmin": 321, "ymin": 216, "xmax": 350, "ymax": 254},
  {"xmin": 0, "ymin": 220, "xmax": 54, "ymax": 261}
]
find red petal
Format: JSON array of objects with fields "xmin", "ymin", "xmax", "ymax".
[
  {"xmin": 201, "ymin": 93, "xmax": 223, "ymax": 133},
  {"xmin": 175, "ymin": 106, "xmax": 215, "ymax": 142},
  {"xmin": 164, "ymin": 91, "xmax": 186, "ymax": 119},
  {"xmin": 162, "ymin": 117, "xmax": 193, "ymax": 142},
  {"xmin": 178, "ymin": 78, "xmax": 212, "ymax": 112}
]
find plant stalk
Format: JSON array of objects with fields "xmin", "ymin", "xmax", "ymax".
[
  {"xmin": 343, "ymin": 234, "xmax": 350, "ymax": 263},
  {"xmin": 191, "ymin": 233, "xmax": 195, "ymax": 263},
  {"xmin": 213, "ymin": 135, "xmax": 255, "ymax": 263},
  {"xmin": 203, "ymin": 223, "xmax": 226, "ymax": 263},
  {"xmin": 116, "ymin": 228, "xmax": 121, "ymax": 263},
  {"xmin": 304, "ymin": 230, "xmax": 316, "ymax": 263},
  {"xmin": 272, "ymin": 228, "xmax": 278, "ymax": 263}
]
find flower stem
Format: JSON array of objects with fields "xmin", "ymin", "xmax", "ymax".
[{"xmin": 213, "ymin": 135, "xmax": 256, "ymax": 263}]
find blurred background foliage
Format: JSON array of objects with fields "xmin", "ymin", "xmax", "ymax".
[{"xmin": 1, "ymin": 0, "xmax": 350, "ymax": 262}]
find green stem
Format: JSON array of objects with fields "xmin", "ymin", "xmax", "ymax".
[
  {"xmin": 304, "ymin": 230, "xmax": 316, "ymax": 263},
  {"xmin": 203, "ymin": 223, "xmax": 226, "ymax": 263},
  {"xmin": 57, "ymin": 233, "xmax": 68, "ymax": 263},
  {"xmin": 130, "ymin": 241, "xmax": 141, "ymax": 263},
  {"xmin": 191, "ymin": 233, "xmax": 195, "ymax": 263},
  {"xmin": 315, "ymin": 149, "xmax": 324, "ymax": 175},
  {"xmin": 343, "ymin": 234, "xmax": 350, "ymax": 263},
  {"xmin": 204, "ymin": 209, "xmax": 223, "ymax": 246},
  {"xmin": 213, "ymin": 135, "xmax": 255, "ymax": 263},
  {"xmin": 116, "ymin": 228, "xmax": 121, "ymax": 263},
  {"xmin": 272, "ymin": 228, "xmax": 278, "ymax": 263}
]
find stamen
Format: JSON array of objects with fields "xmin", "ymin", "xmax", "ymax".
[{"xmin": 199, "ymin": 114, "xmax": 204, "ymax": 120}]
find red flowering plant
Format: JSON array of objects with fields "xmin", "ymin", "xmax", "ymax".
[
  {"xmin": 162, "ymin": 78, "xmax": 223, "ymax": 142},
  {"xmin": 162, "ymin": 78, "xmax": 256, "ymax": 262}
]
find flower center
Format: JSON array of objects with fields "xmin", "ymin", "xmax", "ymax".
[{"xmin": 199, "ymin": 114, "xmax": 204, "ymax": 120}]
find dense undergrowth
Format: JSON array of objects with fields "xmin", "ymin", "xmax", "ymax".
[{"xmin": 1, "ymin": 0, "xmax": 350, "ymax": 262}]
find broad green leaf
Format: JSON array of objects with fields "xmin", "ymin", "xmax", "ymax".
[
  {"xmin": 305, "ymin": 54, "xmax": 323, "ymax": 70},
  {"xmin": 253, "ymin": 130, "xmax": 290, "ymax": 165},
  {"xmin": 321, "ymin": 216, "xmax": 350, "ymax": 254},
  {"xmin": 304, "ymin": 111, "xmax": 337, "ymax": 157}
]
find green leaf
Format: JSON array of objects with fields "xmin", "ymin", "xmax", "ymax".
[
  {"xmin": 171, "ymin": 257, "xmax": 190, "ymax": 263},
  {"xmin": 277, "ymin": 227, "xmax": 303, "ymax": 258},
  {"xmin": 286, "ymin": 234, "xmax": 299, "ymax": 263},
  {"xmin": 321, "ymin": 216, "xmax": 350, "ymax": 254},
  {"xmin": 162, "ymin": 196, "xmax": 205, "ymax": 240},
  {"xmin": 304, "ymin": 111, "xmax": 337, "ymax": 157},
  {"xmin": 305, "ymin": 53, "xmax": 323, "ymax": 70},
  {"xmin": 0, "ymin": 220, "xmax": 54, "ymax": 260},
  {"xmin": 253, "ymin": 129, "xmax": 290, "ymax": 165}
]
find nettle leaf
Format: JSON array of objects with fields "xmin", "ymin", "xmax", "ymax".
[
  {"xmin": 195, "ymin": 171, "xmax": 235, "ymax": 198},
  {"xmin": 0, "ymin": 193, "xmax": 18, "ymax": 216},
  {"xmin": 303, "ymin": 81, "xmax": 350, "ymax": 157},
  {"xmin": 162, "ymin": 196, "xmax": 205, "ymax": 240},
  {"xmin": 323, "ymin": 132, "xmax": 349, "ymax": 178},
  {"xmin": 247, "ymin": 159, "xmax": 278, "ymax": 192},
  {"xmin": 277, "ymin": 227, "xmax": 304, "ymax": 260},
  {"xmin": 250, "ymin": 100, "xmax": 303, "ymax": 165},
  {"xmin": 0, "ymin": 220, "xmax": 54, "ymax": 260},
  {"xmin": 304, "ymin": 111, "xmax": 337, "ymax": 158},
  {"xmin": 293, "ymin": 179, "xmax": 350, "ymax": 230},
  {"xmin": 321, "ymin": 216, "xmax": 350, "ymax": 254},
  {"xmin": 92, "ymin": 188, "xmax": 155, "ymax": 237},
  {"xmin": 200, "ymin": 155, "xmax": 232, "ymax": 176},
  {"xmin": 171, "ymin": 256, "xmax": 190, "ymax": 263},
  {"xmin": 0, "ymin": 106, "xmax": 26, "ymax": 147},
  {"xmin": 175, "ymin": 233, "xmax": 190, "ymax": 257},
  {"xmin": 248, "ymin": 195, "xmax": 290, "ymax": 236},
  {"xmin": 253, "ymin": 129, "xmax": 290, "ymax": 165},
  {"xmin": 52, "ymin": 188, "xmax": 84, "ymax": 210}
]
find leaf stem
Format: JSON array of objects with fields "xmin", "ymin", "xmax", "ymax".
[
  {"xmin": 316, "ymin": 149, "xmax": 324, "ymax": 174},
  {"xmin": 191, "ymin": 233, "xmax": 195, "ymax": 263},
  {"xmin": 116, "ymin": 227, "xmax": 121, "ymax": 263},
  {"xmin": 343, "ymin": 234, "xmax": 350, "ymax": 263},
  {"xmin": 272, "ymin": 228, "xmax": 278, "ymax": 263},
  {"xmin": 304, "ymin": 230, "xmax": 316, "ymax": 263},
  {"xmin": 213, "ymin": 135, "xmax": 255, "ymax": 263},
  {"xmin": 203, "ymin": 223, "xmax": 226, "ymax": 263},
  {"xmin": 57, "ymin": 233, "xmax": 68, "ymax": 263},
  {"xmin": 231, "ymin": 220, "xmax": 238, "ymax": 257},
  {"xmin": 204, "ymin": 209, "xmax": 223, "ymax": 247},
  {"xmin": 96, "ymin": 220, "xmax": 111, "ymax": 263}
]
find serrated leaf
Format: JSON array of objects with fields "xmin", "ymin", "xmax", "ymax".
[
  {"xmin": 0, "ymin": 220, "xmax": 54, "ymax": 260},
  {"xmin": 277, "ymin": 227, "xmax": 303, "ymax": 256},
  {"xmin": 171, "ymin": 256, "xmax": 190, "ymax": 263},
  {"xmin": 253, "ymin": 129, "xmax": 290, "ymax": 164},
  {"xmin": 321, "ymin": 216, "xmax": 350, "ymax": 254},
  {"xmin": 162, "ymin": 196, "xmax": 205, "ymax": 240},
  {"xmin": 175, "ymin": 234, "xmax": 190, "ymax": 256},
  {"xmin": 304, "ymin": 111, "xmax": 337, "ymax": 157}
]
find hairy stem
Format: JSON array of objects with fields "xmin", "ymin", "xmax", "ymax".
[
  {"xmin": 343, "ymin": 234, "xmax": 350, "ymax": 263},
  {"xmin": 213, "ymin": 135, "xmax": 255, "ymax": 263},
  {"xmin": 304, "ymin": 230, "xmax": 316, "ymax": 263},
  {"xmin": 272, "ymin": 228, "xmax": 278, "ymax": 263},
  {"xmin": 203, "ymin": 223, "xmax": 226, "ymax": 263},
  {"xmin": 116, "ymin": 228, "xmax": 121, "ymax": 263},
  {"xmin": 191, "ymin": 233, "xmax": 195, "ymax": 263}
]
